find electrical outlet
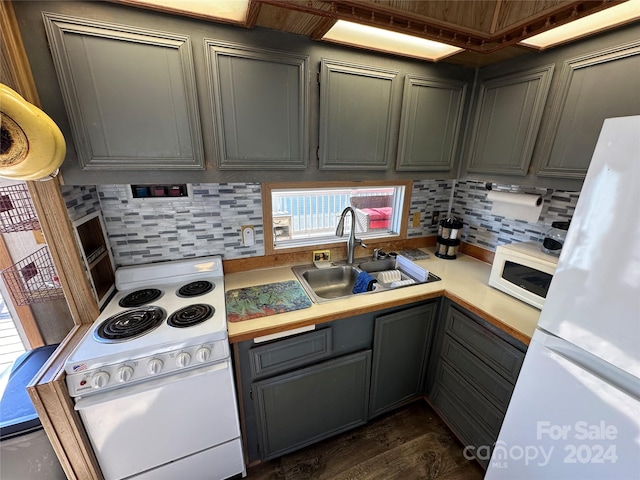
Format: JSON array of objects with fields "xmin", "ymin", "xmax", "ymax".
[
  {"xmin": 412, "ymin": 212, "xmax": 421, "ymax": 228},
  {"xmin": 431, "ymin": 211, "xmax": 440, "ymax": 226},
  {"xmin": 241, "ymin": 225, "xmax": 255, "ymax": 246}
]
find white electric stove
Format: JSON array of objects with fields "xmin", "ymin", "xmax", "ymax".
[{"xmin": 64, "ymin": 256, "xmax": 246, "ymax": 480}]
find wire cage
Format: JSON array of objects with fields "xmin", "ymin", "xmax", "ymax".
[
  {"xmin": 1, "ymin": 247, "xmax": 65, "ymax": 305},
  {"xmin": 0, "ymin": 184, "xmax": 40, "ymax": 233}
]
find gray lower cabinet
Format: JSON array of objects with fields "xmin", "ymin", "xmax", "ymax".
[
  {"xmin": 369, "ymin": 301, "xmax": 438, "ymax": 418},
  {"xmin": 396, "ymin": 75, "xmax": 467, "ymax": 173},
  {"xmin": 235, "ymin": 313, "xmax": 375, "ymax": 463},
  {"xmin": 465, "ymin": 64, "xmax": 554, "ymax": 176},
  {"xmin": 426, "ymin": 300, "xmax": 526, "ymax": 469},
  {"xmin": 42, "ymin": 13, "xmax": 204, "ymax": 171},
  {"xmin": 253, "ymin": 350, "xmax": 371, "ymax": 460},
  {"xmin": 535, "ymin": 40, "xmax": 640, "ymax": 179},
  {"xmin": 319, "ymin": 59, "xmax": 399, "ymax": 170},
  {"xmin": 205, "ymin": 41, "xmax": 309, "ymax": 170}
]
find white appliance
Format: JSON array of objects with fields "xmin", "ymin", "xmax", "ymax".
[
  {"xmin": 486, "ymin": 116, "xmax": 640, "ymax": 478},
  {"xmin": 64, "ymin": 256, "xmax": 246, "ymax": 480},
  {"xmin": 489, "ymin": 241, "xmax": 559, "ymax": 309}
]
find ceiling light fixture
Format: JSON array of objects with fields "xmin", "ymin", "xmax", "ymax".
[
  {"xmin": 120, "ymin": 0, "xmax": 250, "ymax": 23},
  {"xmin": 520, "ymin": 0, "xmax": 640, "ymax": 49},
  {"xmin": 321, "ymin": 20, "xmax": 463, "ymax": 62}
]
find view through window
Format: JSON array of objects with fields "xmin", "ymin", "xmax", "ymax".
[{"xmin": 268, "ymin": 184, "xmax": 408, "ymax": 249}]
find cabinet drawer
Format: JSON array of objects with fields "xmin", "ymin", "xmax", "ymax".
[
  {"xmin": 434, "ymin": 361, "xmax": 504, "ymax": 436},
  {"xmin": 440, "ymin": 335, "xmax": 515, "ymax": 411},
  {"xmin": 431, "ymin": 385, "xmax": 494, "ymax": 469},
  {"xmin": 249, "ymin": 328, "xmax": 332, "ymax": 379},
  {"xmin": 444, "ymin": 307, "xmax": 524, "ymax": 383}
]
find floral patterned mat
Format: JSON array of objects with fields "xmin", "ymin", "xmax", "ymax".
[{"xmin": 225, "ymin": 280, "xmax": 312, "ymax": 322}]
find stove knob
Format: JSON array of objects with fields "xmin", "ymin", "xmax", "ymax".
[
  {"xmin": 92, "ymin": 371, "xmax": 110, "ymax": 389},
  {"xmin": 196, "ymin": 347, "xmax": 211, "ymax": 363},
  {"xmin": 147, "ymin": 358, "xmax": 164, "ymax": 375},
  {"xmin": 176, "ymin": 352, "xmax": 191, "ymax": 368},
  {"xmin": 116, "ymin": 365, "xmax": 134, "ymax": 383}
]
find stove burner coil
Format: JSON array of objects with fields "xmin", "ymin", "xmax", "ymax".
[
  {"xmin": 167, "ymin": 304, "xmax": 214, "ymax": 328},
  {"xmin": 176, "ymin": 281, "xmax": 214, "ymax": 298},
  {"xmin": 118, "ymin": 288, "xmax": 163, "ymax": 308},
  {"xmin": 95, "ymin": 306, "xmax": 166, "ymax": 342}
]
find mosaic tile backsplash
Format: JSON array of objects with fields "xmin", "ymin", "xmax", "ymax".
[
  {"xmin": 452, "ymin": 181, "xmax": 579, "ymax": 249},
  {"xmin": 62, "ymin": 180, "xmax": 580, "ymax": 267}
]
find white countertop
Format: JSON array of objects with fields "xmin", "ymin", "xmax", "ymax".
[{"xmin": 225, "ymin": 248, "xmax": 540, "ymax": 344}]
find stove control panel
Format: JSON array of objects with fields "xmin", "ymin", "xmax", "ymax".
[{"xmin": 67, "ymin": 340, "xmax": 229, "ymax": 397}]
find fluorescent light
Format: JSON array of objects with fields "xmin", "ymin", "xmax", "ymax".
[
  {"xmin": 520, "ymin": 0, "xmax": 640, "ymax": 49},
  {"xmin": 322, "ymin": 20, "xmax": 463, "ymax": 62},
  {"xmin": 127, "ymin": 0, "xmax": 249, "ymax": 23}
]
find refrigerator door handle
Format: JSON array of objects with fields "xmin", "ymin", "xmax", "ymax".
[{"xmin": 535, "ymin": 329, "xmax": 640, "ymax": 400}]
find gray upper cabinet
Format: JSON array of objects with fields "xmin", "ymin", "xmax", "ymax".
[
  {"xmin": 465, "ymin": 64, "xmax": 554, "ymax": 176},
  {"xmin": 205, "ymin": 41, "xmax": 309, "ymax": 170},
  {"xmin": 43, "ymin": 13, "xmax": 204, "ymax": 171},
  {"xmin": 535, "ymin": 40, "xmax": 640, "ymax": 179},
  {"xmin": 396, "ymin": 75, "xmax": 467, "ymax": 173},
  {"xmin": 319, "ymin": 59, "xmax": 399, "ymax": 170}
]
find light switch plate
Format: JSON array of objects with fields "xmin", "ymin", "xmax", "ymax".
[{"xmin": 242, "ymin": 225, "xmax": 255, "ymax": 246}]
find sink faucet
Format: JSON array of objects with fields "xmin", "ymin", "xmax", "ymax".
[{"xmin": 336, "ymin": 207, "xmax": 366, "ymax": 264}]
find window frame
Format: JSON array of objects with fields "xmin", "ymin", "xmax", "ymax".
[{"xmin": 262, "ymin": 181, "xmax": 413, "ymax": 255}]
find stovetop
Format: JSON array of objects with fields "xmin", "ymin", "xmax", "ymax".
[{"xmin": 65, "ymin": 256, "xmax": 229, "ymax": 397}]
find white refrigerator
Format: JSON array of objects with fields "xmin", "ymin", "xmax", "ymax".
[{"xmin": 485, "ymin": 116, "xmax": 640, "ymax": 479}]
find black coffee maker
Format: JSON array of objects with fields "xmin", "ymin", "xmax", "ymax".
[{"xmin": 435, "ymin": 217, "xmax": 463, "ymax": 259}]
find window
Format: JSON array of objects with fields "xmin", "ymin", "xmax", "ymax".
[{"xmin": 264, "ymin": 182, "xmax": 411, "ymax": 252}]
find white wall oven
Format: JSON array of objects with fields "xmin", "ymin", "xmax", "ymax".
[
  {"xmin": 489, "ymin": 241, "xmax": 559, "ymax": 310},
  {"xmin": 65, "ymin": 256, "xmax": 245, "ymax": 480}
]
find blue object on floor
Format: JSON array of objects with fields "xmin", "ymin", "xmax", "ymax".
[{"xmin": 353, "ymin": 271, "xmax": 377, "ymax": 294}]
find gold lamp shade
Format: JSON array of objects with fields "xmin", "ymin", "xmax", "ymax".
[{"xmin": 0, "ymin": 83, "xmax": 66, "ymax": 181}]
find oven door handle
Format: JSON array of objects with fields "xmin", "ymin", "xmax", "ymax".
[{"xmin": 74, "ymin": 360, "xmax": 231, "ymax": 410}]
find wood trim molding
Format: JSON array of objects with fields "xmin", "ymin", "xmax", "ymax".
[
  {"xmin": 2, "ymin": 3, "xmax": 103, "ymax": 479},
  {"xmin": 0, "ymin": 1, "xmax": 40, "ymax": 104}
]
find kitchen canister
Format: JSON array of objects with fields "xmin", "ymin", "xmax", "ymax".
[
  {"xmin": 541, "ymin": 220, "xmax": 570, "ymax": 256},
  {"xmin": 436, "ymin": 217, "xmax": 463, "ymax": 259}
]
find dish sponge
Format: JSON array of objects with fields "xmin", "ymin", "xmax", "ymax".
[{"xmin": 352, "ymin": 271, "xmax": 377, "ymax": 294}]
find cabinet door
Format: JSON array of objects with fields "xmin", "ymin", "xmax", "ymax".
[
  {"xmin": 205, "ymin": 41, "xmax": 309, "ymax": 170},
  {"xmin": 43, "ymin": 13, "xmax": 204, "ymax": 170},
  {"xmin": 396, "ymin": 75, "xmax": 467, "ymax": 173},
  {"xmin": 465, "ymin": 64, "xmax": 554, "ymax": 176},
  {"xmin": 369, "ymin": 302, "xmax": 437, "ymax": 418},
  {"xmin": 252, "ymin": 350, "xmax": 371, "ymax": 460},
  {"xmin": 319, "ymin": 59, "xmax": 399, "ymax": 170},
  {"xmin": 536, "ymin": 41, "xmax": 640, "ymax": 179}
]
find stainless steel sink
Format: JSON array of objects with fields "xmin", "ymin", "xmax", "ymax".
[
  {"xmin": 292, "ymin": 257, "xmax": 441, "ymax": 304},
  {"xmin": 292, "ymin": 265, "xmax": 361, "ymax": 302}
]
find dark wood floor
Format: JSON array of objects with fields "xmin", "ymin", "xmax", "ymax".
[{"xmin": 245, "ymin": 400, "xmax": 485, "ymax": 480}]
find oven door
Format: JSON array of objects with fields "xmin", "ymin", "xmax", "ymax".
[{"xmin": 75, "ymin": 361, "xmax": 243, "ymax": 480}]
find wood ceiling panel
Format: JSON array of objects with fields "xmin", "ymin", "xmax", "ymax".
[
  {"xmin": 255, "ymin": 3, "xmax": 332, "ymax": 35},
  {"xmin": 369, "ymin": 0, "xmax": 498, "ymax": 34},
  {"xmin": 495, "ymin": 0, "xmax": 573, "ymax": 33}
]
